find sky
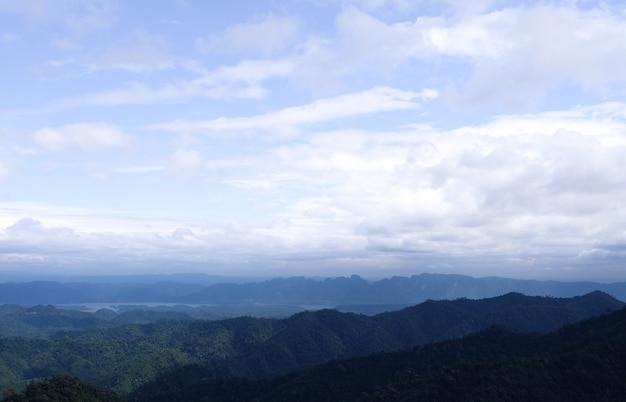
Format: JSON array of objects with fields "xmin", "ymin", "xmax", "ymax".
[{"xmin": 2, "ymin": 0, "xmax": 626, "ymax": 280}]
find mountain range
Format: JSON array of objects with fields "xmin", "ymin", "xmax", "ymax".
[
  {"xmin": 0, "ymin": 290, "xmax": 622, "ymax": 397},
  {"xmin": 2, "ymin": 273, "xmax": 626, "ymax": 307},
  {"xmin": 133, "ymin": 303, "xmax": 626, "ymax": 401}
]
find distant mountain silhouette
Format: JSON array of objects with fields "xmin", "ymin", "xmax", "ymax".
[
  {"xmin": 2, "ymin": 273, "xmax": 626, "ymax": 306},
  {"xmin": 180, "ymin": 273, "xmax": 626, "ymax": 305}
]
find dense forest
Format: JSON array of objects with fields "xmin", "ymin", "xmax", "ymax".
[
  {"xmin": 2, "ymin": 375, "xmax": 124, "ymax": 402},
  {"xmin": 129, "ymin": 306, "xmax": 626, "ymax": 401},
  {"xmin": 0, "ymin": 291, "xmax": 624, "ymax": 401}
]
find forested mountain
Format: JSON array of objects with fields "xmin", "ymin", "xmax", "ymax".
[
  {"xmin": 130, "ymin": 304, "xmax": 626, "ymax": 401},
  {"xmin": 0, "ymin": 304, "xmax": 305, "ymax": 338},
  {"xmin": 10, "ymin": 297, "xmax": 624, "ymax": 401},
  {"xmin": 0, "ymin": 304, "xmax": 194, "ymax": 337},
  {"xmin": 0, "ymin": 292, "xmax": 622, "ymax": 396},
  {"xmin": 1, "ymin": 375, "xmax": 124, "ymax": 402},
  {"xmin": 2, "ymin": 273, "xmax": 626, "ymax": 306}
]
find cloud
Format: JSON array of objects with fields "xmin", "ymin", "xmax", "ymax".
[
  {"xmin": 301, "ymin": 4, "xmax": 626, "ymax": 108},
  {"xmin": 453, "ymin": 102, "xmax": 626, "ymax": 145},
  {"xmin": 342, "ymin": 111, "xmax": 626, "ymax": 267},
  {"xmin": 5, "ymin": 2, "xmax": 626, "ymax": 280},
  {"xmin": 4, "ymin": 94, "xmax": 626, "ymax": 281},
  {"xmin": 5, "ymin": 218, "xmax": 49, "ymax": 236},
  {"xmin": 0, "ymin": 208, "xmax": 363, "ymax": 276},
  {"xmin": 333, "ymin": 7, "xmax": 424, "ymax": 68},
  {"xmin": 37, "ymin": 58, "xmax": 290, "ymax": 110},
  {"xmin": 181, "ymin": 101, "xmax": 626, "ymax": 277},
  {"xmin": 1, "ymin": 218, "xmax": 78, "ymax": 259},
  {"xmin": 60, "ymin": 82, "xmax": 266, "ymax": 109},
  {"xmin": 154, "ymin": 86, "xmax": 437, "ymax": 133},
  {"xmin": 32, "ymin": 123, "xmax": 131, "ymax": 152},
  {"xmin": 448, "ymin": 5, "xmax": 626, "ymax": 108},
  {"xmin": 196, "ymin": 14, "xmax": 301, "ymax": 55}
]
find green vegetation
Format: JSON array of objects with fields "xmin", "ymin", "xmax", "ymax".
[
  {"xmin": 0, "ymin": 292, "xmax": 623, "ymax": 400},
  {"xmin": 1, "ymin": 375, "xmax": 124, "ymax": 402},
  {"xmin": 130, "ymin": 307, "xmax": 626, "ymax": 401}
]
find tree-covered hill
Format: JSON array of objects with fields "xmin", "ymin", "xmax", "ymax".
[
  {"xmin": 0, "ymin": 304, "xmax": 193, "ymax": 337},
  {"xmin": 130, "ymin": 304, "xmax": 626, "ymax": 401},
  {"xmin": 0, "ymin": 304, "xmax": 310, "ymax": 338},
  {"xmin": 0, "ymin": 291, "xmax": 622, "ymax": 395},
  {"xmin": 1, "ymin": 374, "xmax": 125, "ymax": 402}
]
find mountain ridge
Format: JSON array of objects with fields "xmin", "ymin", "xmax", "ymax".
[
  {"xmin": 129, "ymin": 301, "xmax": 626, "ymax": 401},
  {"xmin": 2, "ymin": 273, "xmax": 626, "ymax": 306},
  {"xmin": 1, "ymin": 291, "xmax": 622, "ymax": 395}
]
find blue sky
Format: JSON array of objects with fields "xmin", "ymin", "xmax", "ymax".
[{"xmin": 2, "ymin": 0, "xmax": 626, "ymax": 280}]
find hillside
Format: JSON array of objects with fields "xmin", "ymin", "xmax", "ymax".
[
  {"xmin": 0, "ymin": 291, "xmax": 621, "ymax": 394},
  {"xmin": 130, "ymin": 304, "xmax": 626, "ymax": 401},
  {"xmin": 1, "ymin": 375, "xmax": 124, "ymax": 402}
]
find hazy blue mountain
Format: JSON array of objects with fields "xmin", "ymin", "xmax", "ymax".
[
  {"xmin": 181, "ymin": 273, "xmax": 626, "ymax": 305},
  {"xmin": 0, "ymin": 281, "xmax": 87, "ymax": 304},
  {"xmin": 2, "ymin": 273, "xmax": 626, "ymax": 307},
  {"xmin": 63, "ymin": 281, "xmax": 206, "ymax": 302}
]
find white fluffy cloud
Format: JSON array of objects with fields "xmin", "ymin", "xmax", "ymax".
[
  {"xmin": 329, "ymin": 4, "xmax": 626, "ymax": 107},
  {"xmin": 4, "ymin": 1, "xmax": 626, "ymax": 279},
  {"xmin": 32, "ymin": 123, "xmax": 131, "ymax": 152},
  {"xmin": 12, "ymin": 99, "xmax": 612, "ymax": 277},
  {"xmin": 3, "ymin": 96, "xmax": 626, "ymax": 279},
  {"xmin": 184, "ymin": 101, "xmax": 626, "ymax": 277}
]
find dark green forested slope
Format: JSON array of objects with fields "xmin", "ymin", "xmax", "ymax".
[
  {"xmin": 369, "ymin": 305, "xmax": 626, "ymax": 401},
  {"xmin": 0, "ymin": 292, "xmax": 622, "ymax": 395},
  {"xmin": 0, "ymin": 303, "xmax": 310, "ymax": 339},
  {"xmin": 129, "ymin": 305, "xmax": 626, "ymax": 401},
  {"xmin": 1, "ymin": 374, "xmax": 124, "ymax": 402}
]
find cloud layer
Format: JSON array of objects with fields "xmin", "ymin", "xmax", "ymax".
[{"xmin": 2, "ymin": 1, "xmax": 626, "ymax": 280}]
